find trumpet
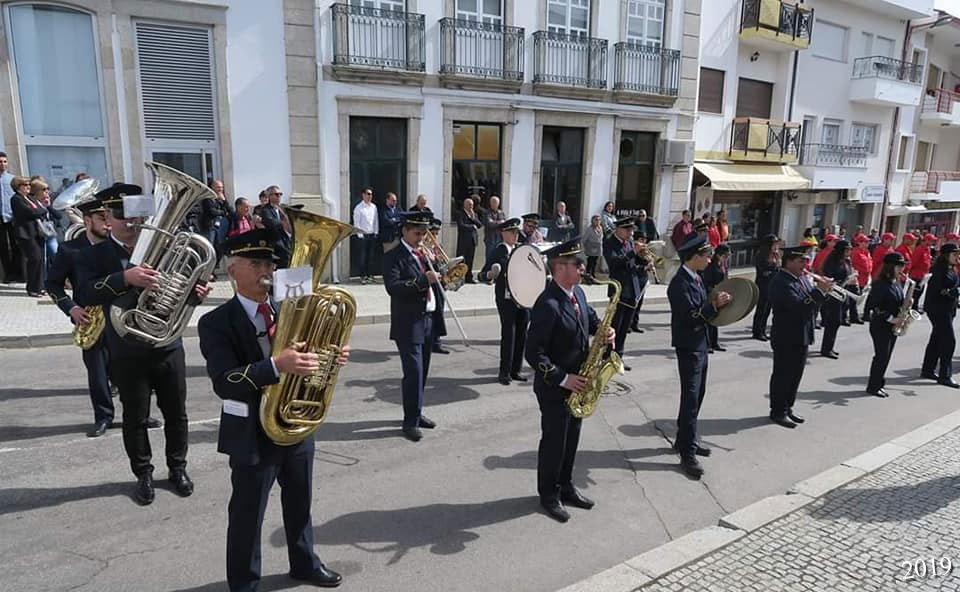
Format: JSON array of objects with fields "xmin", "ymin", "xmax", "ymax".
[
  {"xmin": 422, "ymin": 229, "xmax": 468, "ymax": 291},
  {"xmin": 806, "ymin": 271, "xmax": 871, "ymax": 316},
  {"xmin": 635, "ymin": 241, "xmax": 662, "ymax": 284}
]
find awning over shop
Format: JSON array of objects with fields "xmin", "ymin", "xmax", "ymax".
[
  {"xmin": 694, "ymin": 163, "xmax": 811, "ymax": 192},
  {"xmin": 887, "ymin": 204, "xmax": 929, "ymax": 214}
]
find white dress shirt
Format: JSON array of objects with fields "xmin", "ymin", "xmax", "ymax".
[
  {"xmin": 236, "ymin": 293, "xmax": 280, "ymax": 376},
  {"xmin": 353, "ymin": 200, "xmax": 379, "ymax": 236}
]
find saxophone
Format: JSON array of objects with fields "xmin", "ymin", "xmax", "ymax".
[
  {"xmin": 74, "ymin": 306, "xmax": 106, "ymax": 349},
  {"xmin": 892, "ymin": 278, "xmax": 921, "ymax": 337},
  {"xmin": 566, "ymin": 277, "xmax": 625, "ymax": 418},
  {"xmin": 260, "ymin": 207, "xmax": 359, "ymax": 446}
]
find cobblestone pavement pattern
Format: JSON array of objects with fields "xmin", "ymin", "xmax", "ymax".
[{"xmin": 640, "ymin": 428, "xmax": 960, "ymax": 592}]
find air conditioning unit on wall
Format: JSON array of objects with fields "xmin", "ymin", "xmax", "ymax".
[{"xmin": 658, "ymin": 139, "xmax": 695, "ymax": 166}]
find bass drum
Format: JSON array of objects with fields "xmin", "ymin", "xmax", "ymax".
[{"xmin": 507, "ymin": 244, "xmax": 548, "ymax": 309}]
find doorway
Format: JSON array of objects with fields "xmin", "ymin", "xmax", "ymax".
[{"xmin": 539, "ymin": 126, "xmax": 584, "ymax": 241}]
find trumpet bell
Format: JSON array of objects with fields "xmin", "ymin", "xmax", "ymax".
[{"xmin": 708, "ymin": 277, "xmax": 759, "ymax": 327}]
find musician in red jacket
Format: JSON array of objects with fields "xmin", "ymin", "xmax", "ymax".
[
  {"xmin": 894, "ymin": 233, "xmax": 917, "ymax": 277},
  {"xmin": 871, "ymin": 232, "xmax": 896, "ymax": 280},
  {"xmin": 812, "ymin": 234, "xmax": 838, "ymax": 274},
  {"xmin": 850, "ymin": 234, "xmax": 873, "ymax": 323},
  {"xmin": 909, "ymin": 233, "xmax": 936, "ymax": 311}
]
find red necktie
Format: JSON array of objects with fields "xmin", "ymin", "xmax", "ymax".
[
  {"xmin": 413, "ymin": 248, "xmax": 434, "ymax": 306},
  {"xmin": 570, "ymin": 294, "xmax": 580, "ymax": 318},
  {"xmin": 256, "ymin": 302, "xmax": 276, "ymax": 342}
]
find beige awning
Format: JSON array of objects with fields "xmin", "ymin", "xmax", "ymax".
[{"xmin": 695, "ymin": 163, "xmax": 811, "ymax": 192}]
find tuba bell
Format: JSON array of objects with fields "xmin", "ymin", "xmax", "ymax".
[
  {"xmin": 109, "ymin": 162, "xmax": 217, "ymax": 347},
  {"xmin": 260, "ymin": 206, "xmax": 359, "ymax": 446}
]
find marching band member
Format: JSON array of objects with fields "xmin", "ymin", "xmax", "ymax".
[
  {"xmin": 603, "ymin": 217, "xmax": 643, "ymax": 370},
  {"xmin": 668, "ymin": 235, "xmax": 731, "ymax": 478},
  {"xmin": 703, "ymin": 243, "xmax": 730, "ymax": 353},
  {"xmin": 920, "ymin": 243, "xmax": 960, "ymax": 388},
  {"xmin": 870, "ymin": 232, "xmax": 896, "ymax": 280},
  {"xmin": 751, "ymin": 234, "xmax": 781, "ymax": 341},
  {"xmin": 629, "ymin": 232, "xmax": 654, "ymax": 333},
  {"xmin": 910, "ymin": 233, "xmax": 936, "ymax": 310},
  {"xmin": 427, "ymin": 217, "xmax": 450, "ymax": 355},
  {"xmin": 480, "ymin": 217, "xmax": 529, "ymax": 385},
  {"xmin": 382, "ymin": 211, "xmax": 441, "ymax": 441},
  {"xmin": 76, "ymin": 183, "xmax": 211, "ymax": 505},
  {"xmin": 198, "ymin": 229, "xmax": 349, "ymax": 591},
  {"xmin": 768, "ymin": 246, "xmax": 831, "ymax": 428},
  {"xmin": 849, "ymin": 234, "xmax": 872, "ymax": 324},
  {"xmin": 519, "ymin": 213, "xmax": 543, "ymax": 245},
  {"xmin": 525, "ymin": 237, "xmax": 614, "ymax": 522},
  {"xmin": 894, "ymin": 232, "xmax": 917, "ymax": 278},
  {"xmin": 819, "ymin": 240, "xmax": 852, "ymax": 359},
  {"xmin": 865, "ymin": 252, "xmax": 907, "ymax": 398},
  {"xmin": 45, "ymin": 196, "xmax": 115, "ymax": 437}
]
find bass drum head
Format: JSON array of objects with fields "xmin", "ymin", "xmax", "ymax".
[
  {"xmin": 708, "ymin": 277, "xmax": 758, "ymax": 327},
  {"xmin": 507, "ymin": 244, "xmax": 548, "ymax": 308}
]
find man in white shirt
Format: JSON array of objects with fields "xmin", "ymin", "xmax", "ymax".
[
  {"xmin": 352, "ymin": 187, "xmax": 379, "ymax": 283},
  {"xmin": 0, "ymin": 152, "xmax": 22, "ymax": 282}
]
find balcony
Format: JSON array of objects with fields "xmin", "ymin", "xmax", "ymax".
[
  {"xmin": 920, "ymin": 89, "xmax": 960, "ymax": 128},
  {"xmin": 849, "ymin": 56, "xmax": 923, "ymax": 107},
  {"xmin": 838, "ymin": 0, "xmax": 934, "ymax": 20},
  {"xmin": 612, "ymin": 43, "xmax": 680, "ymax": 107},
  {"xmin": 729, "ymin": 118, "xmax": 802, "ymax": 164},
  {"xmin": 797, "ymin": 143, "xmax": 869, "ymax": 190},
  {"xmin": 330, "ymin": 3, "xmax": 426, "ymax": 85},
  {"xmin": 532, "ymin": 30, "xmax": 608, "ymax": 100},
  {"xmin": 909, "ymin": 171, "xmax": 960, "ymax": 201},
  {"xmin": 438, "ymin": 18, "xmax": 524, "ymax": 92},
  {"xmin": 739, "ymin": 0, "xmax": 814, "ymax": 52}
]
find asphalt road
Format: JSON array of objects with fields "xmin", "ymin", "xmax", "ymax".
[{"xmin": 2, "ymin": 304, "xmax": 960, "ymax": 592}]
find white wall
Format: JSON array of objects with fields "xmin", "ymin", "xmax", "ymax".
[{"xmin": 223, "ymin": 0, "xmax": 291, "ymax": 198}]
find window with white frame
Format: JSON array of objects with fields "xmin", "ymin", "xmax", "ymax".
[
  {"xmin": 351, "ymin": 0, "xmax": 405, "ymax": 10},
  {"xmin": 813, "ymin": 21, "xmax": 847, "ymax": 62},
  {"xmin": 547, "ymin": 0, "xmax": 590, "ymax": 36},
  {"xmin": 457, "ymin": 0, "xmax": 501, "ymax": 23},
  {"xmin": 851, "ymin": 123, "xmax": 878, "ymax": 155},
  {"xmin": 135, "ymin": 21, "xmax": 219, "ymax": 185},
  {"xmin": 626, "ymin": 0, "xmax": 664, "ymax": 47},
  {"xmin": 821, "ymin": 119, "xmax": 842, "ymax": 146},
  {"xmin": 7, "ymin": 4, "xmax": 109, "ymax": 184}
]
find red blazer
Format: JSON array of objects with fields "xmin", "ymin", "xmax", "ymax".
[
  {"xmin": 707, "ymin": 226, "xmax": 721, "ymax": 247},
  {"xmin": 871, "ymin": 245, "xmax": 891, "ymax": 280},
  {"xmin": 850, "ymin": 247, "xmax": 873, "ymax": 287},
  {"xmin": 894, "ymin": 243, "xmax": 914, "ymax": 276},
  {"xmin": 812, "ymin": 246, "xmax": 832, "ymax": 274},
  {"xmin": 909, "ymin": 245, "xmax": 931, "ymax": 280}
]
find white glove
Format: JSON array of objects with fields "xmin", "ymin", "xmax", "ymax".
[{"xmin": 488, "ymin": 263, "xmax": 502, "ymax": 281}]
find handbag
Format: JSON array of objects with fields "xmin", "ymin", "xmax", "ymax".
[{"xmin": 37, "ymin": 219, "xmax": 57, "ymax": 239}]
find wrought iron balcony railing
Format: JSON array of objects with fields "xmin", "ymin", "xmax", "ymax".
[
  {"xmin": 852, "ymin": 56, "xmax": 922, "ymax": 84},
  {"xmin": 800, "ymin": 143, "xmax": 868, "ymax": 168},
  {"xmin": 533, "ymin": 30, "xmax": 608, "ymax": 89},
  {"xmin": 439, "ymin": 18, "xmax": 524, "ymax": 82},
  {"xmin": 331, "ymin": 3, "xmax": 425, "ymax": 72},
  {"xmin": 729, "ymin": 117, "xmax": 802, "ymax": 162},
  {"xmin": 740, "ymin": 0, "xmax": 814, "ymax": 44},
  {"xmin": 613, "ymin": 43, "xmax": 679, "ymax": 96}
]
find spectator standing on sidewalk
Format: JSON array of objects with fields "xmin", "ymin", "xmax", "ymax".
[
  {"xmin": 352, "ymin": 187, "xmax": 379, "ymax": 283},
  {"xmin": 456, "ymin": 196, "xmax": 483, "ymax": 284},
  {"xmin": 483, "ymin": 195, "xmax": 505, "ymax": 260},
  {"xmin": 379, "ymin": 191, "xmax": 402, "ymax": 253},
  {"xmin": 0, "ymin": 152, "xmax": 22, "ymax": 283},
  {"xmin": 553, "ymin": 201, "xmax": 575, "ymax": 242},
  {"xmin": 229, "ymin": 198, "xmax": 255, "ymax": 237}
]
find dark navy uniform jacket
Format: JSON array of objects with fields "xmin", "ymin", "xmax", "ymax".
[
  {"xmin": 667, "ymin": 266, "xmax": 718, "ymax": 351},
  {"xmin": 865, "ymin": 277, "xmax": 903, "ymax": 322},
  {"xmin": 45, "ymin": 234, "xmax": 93, "ymax": 316},
  {"xmin": 198, "ymin": 296, "xmax": 308, "ymax": 466},
  {"xmin": 702, "ymin": 259, "xmax": 727, "ymax": 294},
  {"xmin": 768, "ymin": 269, "xmax": 826, "ymax": 348},
  {"xmin": 525, "ymin": 281, "xmax": 600, "ymax": 399},
  {"xmin": 755, "ymin": 261, "xmax": 779, "ymax": 293},
  {"xmin": 602, "ymin": 234, "xmax": 643, "ymax": 303},
  {"xmin": 383, "ymin": 240, "xmax": 442, "ymax": 344},
  {"xmin": 923, "ymin": 261, "xmax": 960, "ymax": 322},
  {"xmin": 480, "ymin": 242, "xmax": 520, "ymax": 306}
]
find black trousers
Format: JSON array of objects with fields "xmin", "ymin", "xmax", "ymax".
[
  {"xmin": 820, "ymin": 298, "xmax": 843, "ymax": 354},
  {"xmin": 611, "ymin": 301, "xmax": 636, "ymax": 356},
  {"xmin": 922, "ymin": 315, "xmax": 956, "ymax": 380},
  {"xmin": 227, "ymin": 445, "xmax": 321, "ymax": 592},
  {"xmin": 536, "ymin": 389, "xmax": 582, "ymax": 502},
  {"xmin": 456, "ymin": 239, "xmax": 476, "ymax": 282},
  {"xmin": 912, "ymin": 283, "xmax": 926, "ymax": 312},
  {"xmin": 844, "ymin": 285, "xmax": 861, "ymax": 323},
  {"xmin": 707, "ymin": 324, "xmax": 720, "ymax": 349},
  {"xmin": 586, "ymin": 256, "xmax": 599, "ymax": 278},
  {"xmin": 0, "ymin": 220, "xmax": 21, "ymax": 281},
  {"xmin": 868, "ymin": 320, "xmax": 897, "ymax": 393},
  {"xmin": 770, "ymin": 343, "xmax": 808, "ymax": 415},
  {"xmin": 110, "ymin": 347, "xmax": 188, "ymax": 477},
  {"xmin": 752, "ymin": 290, "xmax": 771, "ymax": 337},
  {"xmin": 630, "ymin": 282, "xmax": 647, "ymax": 329},
  {"xmin": 357, "ymin": 235, "xmax": 377, "ymax": 278},
  {"xmin": 675, "ymin": 348, "xmax": 707, "ymax": 458},
  {"xmin": 497, "ymin": 301, "xmax": 528, "ymax": 378},
  {"xmin": 82, "ymin": 335, "xmax": 113, "ymax": 423},
  {"xmin": 396, "ymin": 315, "xmax": 433, "ymax": 429},
  {"xmin": 17, "ymin": 236, "xmax": 43, "ymax": 294}
]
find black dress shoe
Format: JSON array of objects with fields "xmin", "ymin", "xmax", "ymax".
[
  {"xmin": 939, "ymin": 379, "xmax": 960, "ymax": 389},
  {"xmin": 753, "ymin": 334, "xmax": 768, "ymax": 342},
  {"xmin": 868, "ymin": 388, "xmax": 890, "ymax": 398},
  {"xmin": 821, "ymin": 351, "xmax": 839, "ymax": 360},
  {"xmin": 632, "ymin": 327, "xmax": 645, "ymax": 334},
  {"xmin": 714, "ymin": 345, "xmax": 727, "ymax": 352},
  {"xmin": 673, "ymin": 441, "xmax": 712, "ymax": 457},
  {"xmin": 787, "ymin": 411, "xmax": 805, "ymax": 424},
  {"xmin": 402, "ymin": 427, "xmax": 423, "ymax": 442},
  {"xmin": 921, "ymin": 370, "xmax": 939, "ymax": 381},
  {"xmin": 770, "ymin": 414, "xmax": 797, "ymax": 429},
  {"xmin": 540, "ymin": 499, "xmax": 570, "ymax": 523},
  {"xmin": 498, "ymin": 376, "xmax": 511, "ymax": 386},
  {"xmin": 134, "ymin": 473, "xmax": 155, "ymax": 506},
  {"xmin": 418, "ymin": 416, "xmax": 436, "ymax": 429},
  {"xmin": 146, "ymin": 416, "xmax": 163, "ymax": 429},
  {"xmin": 290, "ymin": 564, "xmax": 343, "ymax": 588},
  {"xmin": 432, "ymin": 345, "xmax": 450, "ymax": 354},
  {"xmin": 560, "ymin": 488, "xmax": 595, "ymax": 510},
  {"xmin": 623, "ymin": 364, "xmax": 632, "ymax": 372},
  {"xmin": 708, "ymin": 349, "xmax": 714, "ymax": 354},
  {"xmin": 169, "ymin": 468, "xmax": 194, "ymax": 497},
  {"xmin": 510, "ymin": 372, "xmax": 528, "ymax": 382},
  {"xmin": 87, "ymin": 419, "xmax": 111, "ymax": 438},
  {"xmin": 680, "ymin": 457, "xmax": 704, "ymax": 478}
]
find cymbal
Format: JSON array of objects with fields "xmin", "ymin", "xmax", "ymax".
[{"xmin": 709, "ymin": 277, "xmax": 758, "ymax": 327}]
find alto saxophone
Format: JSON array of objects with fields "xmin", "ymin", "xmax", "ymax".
[
  {"xmin": 567, "ymin": 278, "xmax": 625, "ymax": 418},
  {"xmin": 892, "ymin": 278, "xmax": 921, "ymax": 336}
]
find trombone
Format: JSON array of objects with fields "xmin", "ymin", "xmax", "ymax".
[
  {"xmin": 422, "ymin": 229, "xmax": 468, "ymax": 291},
  {"xmin": 419, "ymin": 238, "xmax": 470, "ymax": 346}
]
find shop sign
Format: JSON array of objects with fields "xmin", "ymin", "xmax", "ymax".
[{"xmin": 860, "ymin": 185, "xmax": 885, "ymax": 203}]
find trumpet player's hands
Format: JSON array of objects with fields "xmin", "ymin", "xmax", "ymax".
[
  {"xmin": 335, "ymin": 345, "xmax": 351, "ymax": 367},
  {"xmin": 194, "ymin": 282, "xmax": 213, "ymax": 302},
  {"xmin": 712, "ymin": 290, "xmax": 732, "ymax": 309},
  {"xmin": 123, "ymin": 264, "xmax": 160, "ymax": 289},
  {"xmin": 274, "ymin": 342, "xmax": 320, "ymax": 376},
  {"xmin": 560, "ymin": 373, "xmax": 589, "ymax": 394},
  {"xmin": 487, "ymin": 263, "xmax": 501, "ymax": 281},
  {"xmin": 605, "ymin": 327, "xmax": 615, "ymax": 345},
  {"xmin": 814, "ymin": 277, "xmax": 834, "ymax": 294},
  {"xmin": 69, "ymin": 306, "xmax": 90, "ymax": 325},
  {"xmin": 425, "ymin": 270, "xmax": 440, "ymax": 285}
]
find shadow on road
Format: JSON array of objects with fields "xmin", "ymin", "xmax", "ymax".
[
  {"xmin": 285, "ymin": 496, "xmax": 535, "ymax": 565},
  {"xmin": 345, "ymin": 376, "xmax": 485, "ymax": 406},
  {"xmin": 0, "ymin": 387, "xmax": 90, "ymax": 402},
  {"xmin": 617, "ymin": 416, "xmax": 770, "ymax": 439},
  {"xmin": 483, "ymin": 448, "xmax": 686, "ymax": 483},
  {"xmin": 811, "ymin": 475, "xmax": 960, "ymax": 523},
  {"xmin": 738, "ymin": 349, "xmax": 772, "ymax": 359},
  {"xmin": 0, "ymin": 481, "xmax": 135, "ymax": 514},
  {"xmin": 0, "ymin": 422, "xmax": 92, "ymax": 442},
  {"xmin": 312, "ymin": 419, "xmax": 402, "ymax": 441},
  {"xmin": 795, "ymin": 389, "xmax": 875, "ymax": 407}
]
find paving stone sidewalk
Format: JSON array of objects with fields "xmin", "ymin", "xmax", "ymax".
[{"xmin": 637, "ymin": 427, "xmax": 960, "ymax": 592}]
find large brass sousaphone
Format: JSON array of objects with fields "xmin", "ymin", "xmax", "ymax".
[{"xmin": 707, "ymin": 277, "xmax": 759, "ymax": 327}]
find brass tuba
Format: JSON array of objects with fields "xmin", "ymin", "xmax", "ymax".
[
  {"xmin": 567, "ymin": 277, "xmax": 625, "ymax": 418},
  {"xmin": 109, "ymin": 162, "xmax": 217, "ymax": 347},
  {"xmin": 260, "ymin": 206, "xmax": 359, "ymax": 446}
]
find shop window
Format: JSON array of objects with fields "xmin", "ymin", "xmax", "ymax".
[
  {"xmin": 615, "ymin": 131, "xmax": 657, "ymax": 216},
  {"xmin": 698, "ymin": 68, "xmax": 724, "ymax": 114},
  {"xmin": 452, "ymin": 122, "xmax": 502, "ymax": 214},
  {"xmin": 539, "ymin": 126, "xmax": 584, "ymax": 238}
]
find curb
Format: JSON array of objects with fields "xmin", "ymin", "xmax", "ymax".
[
  {"xmin": 0, "ymin": 295, "xmax": 669, "ymax": 350},
  {"xmin": 557, "ymin": 408, "xmax": 960, "ymax": 592}
]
